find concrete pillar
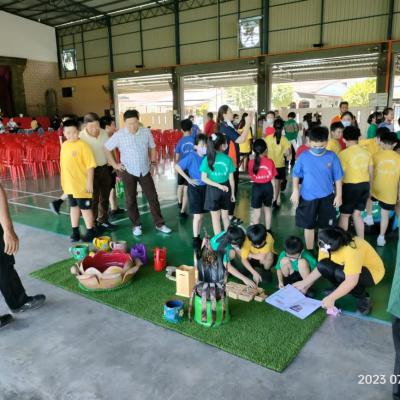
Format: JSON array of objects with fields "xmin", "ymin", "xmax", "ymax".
[
  {"xmin": 257, "ymin": 57, "xmax": 272, "ymax": 115},
  {"xmin": 171, "ymin": 69, "xmax": 183, "ymax": 129}
]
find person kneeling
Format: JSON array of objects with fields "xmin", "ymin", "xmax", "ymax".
[
  {"xmin": 275, "ymin": 236, "xmax": 317, "ymax": 289},
  {"xmin": 294, "ymin": 227, "xmax": 385, "ymax": 315}
]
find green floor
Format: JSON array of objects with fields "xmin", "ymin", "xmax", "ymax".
[{"xmin": 4, "ymin": 162, "xmax": 398, "ymax": 323}]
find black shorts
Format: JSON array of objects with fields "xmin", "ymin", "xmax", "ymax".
[
  {"xmin": 188, "ymin": 185, "xmax": 207, "ymax": 214},
  {"xmin": 340, "ymin": 182, "xmax": 370, "ymax": 214},
  {"xmin": 67, "ymin": 195, "xmax": 92, "ymax": 210},
  {"xmin": 177, "ymin": 173, "xmax": 188, "ymax": 186},
  {"xmin": 371, "ymin": 196, "xmax": 395, "ymax": 211},
  {"xmin": 295, "ymin": 193, "xmax": 337, "ymax": 229},
  {"xmin": 276, "ymin": 167, "xmax": 286, "ymax": 181},
  {"xmin": 204, "ymin": 182, "xmax": 231, "ymax": 211},
  {"xmin": 108, "ymin": 165, "xmax": 117, "ymax": 187},
  {"xmin": 251, "ymin": 182, "xmax": 274, "ymax": 208}
]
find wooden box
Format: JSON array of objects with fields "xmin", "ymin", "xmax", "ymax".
[{"xmin": 176, "ymin": 265, "xmax": 196, "ymax": 298}]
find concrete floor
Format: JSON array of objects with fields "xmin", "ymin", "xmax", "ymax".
[{"xmin": 0, "ymin": 224, "xmax": 395, "ymax": 400}]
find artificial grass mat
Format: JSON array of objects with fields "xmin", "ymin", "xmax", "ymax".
[{"xmin": 30, "ymin": 258, "xmax": 326, "ymax": 372}]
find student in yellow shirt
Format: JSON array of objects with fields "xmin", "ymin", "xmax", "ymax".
[
  {"xmin": 238, "ymin": 112, "xmax": 253, "ymax": 172},
  {"xmin": 338, "ymin": 126, "xmax": 373, "ymax": 239},
  {"xmin": 265, "ymin": 119, "xmax": 291, "ymax": 207},
  {"xmin": 294, "ymin": 227, "xmax": 384, "ymax": 315},
  {"xmin": 327, "ymin": 121, "xmax": 343, "ymax": 155},
  {"xmin": 370, "ymin": 130, "xmax": 400, "ymax": 247},
  {"xmin": 240, "ymin": 224, "xmax": 275, "ymax": 282},
  {"xmin": 60, "ymin": 119, "xmax": 97, "ymax": 242}
]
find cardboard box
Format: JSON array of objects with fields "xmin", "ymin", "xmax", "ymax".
[{"xmin": 176, "ymin": 265, "xmax": 196, "ymax": 298}]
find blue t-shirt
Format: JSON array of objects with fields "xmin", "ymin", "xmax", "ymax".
[
  {"xmin": 293, "ymin": 149, "xmax": 343, "ymax": 201},
  {"xmin": 178, "ymin": 151, "xmax": 206, "ymax": 185},
  {"xmin": 192, "ymin": 124, "xmax": 200, "ymax": 136},
  {"xmin": 378, "ymin": 121, "xmax": 394, "ymax": 132},
  {"xmin": 176, "ymin": 135, "xmax": 195, "ymax": 160}
]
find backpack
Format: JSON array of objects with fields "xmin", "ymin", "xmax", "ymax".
[{"xmin": 188, "ymin": 235, "xmax": 227, "ymax": 326}]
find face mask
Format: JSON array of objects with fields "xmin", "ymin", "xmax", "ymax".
[
  {"xmin": 198, "ymin": 147, "xmax": 207, "ymax": 156},
  {"xmin": 310, "ymin": 147, "xmax": 326, "ymax": 155},
  {"xmin": 342, "ymin": 120, "xmax": 351, "ymax": 127},
  {"xmin": 267, "ymin": 118, "xmax": 273, "ymax": 124}
]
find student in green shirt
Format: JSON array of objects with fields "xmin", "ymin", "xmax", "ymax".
[
  {"xmin": 366, "ymin": 112, "xmax": 382, "ymax": 139},
  {"xmin": 275, "ymin": 236, "xmax": 317, "ymax": 288},
  {"xmin": 200, "ymin": 133, "xmax": 236, "ymax": 235},
  {"xmin": 284, "ymin": 112, "xmax": 300, "ymax": 170}
]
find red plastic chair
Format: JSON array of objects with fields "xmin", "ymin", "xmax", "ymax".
[
  {"xmin": 23, "ymin": 143, "xmax": 45, "ymax": 178},
  {"xmin": 2, "ymin": 144, "xmax": 25, "ymax": 182},
  {"xmin": 44, "ymin": 142, "xmax": 60, "ymax": 176}
]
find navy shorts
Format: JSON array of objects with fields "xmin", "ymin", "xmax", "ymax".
[
  {"xmin": 340, "ymin": 182, "xmax": 370, "ymax": 214},
  {"xmin": 67, "ymin": 195, "xmax": 92, "ymax": 210},
  {"xmin": 276, "ymin": 167, "xmax": 286, "ymax": 181},
  {"xmin": 177, "ymin": 173, "xmax": 188, "ymax": 186},
  {"xmin": 204, "ymin": 182, "xmax": 231, "ymax": 211},
  {"xmin": 188, "ymin": 185, "xmax": 207, "ymax": 214},
  {"xmin": 251, "ymin": 182, "xmax": 274, "ymax": 208},
  {"xmin": 371, "ymin": 196, "xmax": 395, "ymax": 211}
]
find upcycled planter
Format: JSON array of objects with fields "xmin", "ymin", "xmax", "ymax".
[
  {"xmin": 193, "ymin": 295, "xmax": 230, "ymax": 328},
  {"xmin": 163, "ymin": 300, "xmax": 184, "ymax": 323},
  {"xmin": 69, "ymin": 244, "xmax": 89, "ymax": 261},
  {"xmin": 93, "ymin": 236, "xmax": 112, "ymax": 252},
  {"xmin": 70, "ymin": 251, "xmax": 142, "ymax": 291},
  {"xmin": 131, "ymin": 243, "xmax": 147, "ymax": 264},
  {"xmin": 176, "ymin": 265, "xmax": 196, "ymax": 298},
  {"xmin": 110, "ymin": 240, "xmax": 128, "ymax": 253},
  {"xmin": 153, "ymin": 247, "xmax": 167, "ymax": 272}
]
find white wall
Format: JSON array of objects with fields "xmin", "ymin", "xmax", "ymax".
[{"xmin": 0, "ymin": 11, "xmax": 57, "ymax": 62}]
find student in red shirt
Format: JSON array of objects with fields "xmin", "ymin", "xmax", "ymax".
[
  {"xmin": 248, "ymin": 139, "xmax": 277, "ymax": 231},
  {"xmin": 203, "ymin": 112, "xmax": 216, "ymax": 136}
]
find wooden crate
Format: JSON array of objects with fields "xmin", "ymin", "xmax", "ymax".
[{"xmin": 226, "ymin": 281, "xmax": 263, "ymax": 302}]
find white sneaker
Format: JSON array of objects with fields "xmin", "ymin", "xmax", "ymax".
[
  {"xmin": 156, "ymin": 225, "xmax": 172, "ymax": 234},
  {"xmin": 364, "ymin": 215, "xmax": 374, "ymax": 226},
  {"xmin": 132, "ymin": 226, "xmax": 142, "ymax": 236},
  {"xmin": 377, "ymin": 235, "xmax": 386, "ymax": 247}
]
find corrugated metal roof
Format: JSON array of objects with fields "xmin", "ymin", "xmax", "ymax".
[{"xmin": 0, "ymin": 0, "xmax": 167, "ymax": 27}]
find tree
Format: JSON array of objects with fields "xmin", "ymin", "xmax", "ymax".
[
  {"xmin": 224, "ymin": 85, "xmax": 257, "ymax": 111},
  {"xmin": 271, "ymin": 84, "xmax": 294, "ymax": 109},
  {"xmin": 342, "ymin": 78, "xmax": 376, "ymax": 106}
]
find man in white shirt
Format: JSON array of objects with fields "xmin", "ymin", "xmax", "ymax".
[{"xmin": 104, "ymin": 109, "xmax": 172, "ymax": 236}]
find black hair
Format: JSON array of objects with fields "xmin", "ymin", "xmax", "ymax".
[
  {"xmin": 233, "ymin": 114, "xmax": 239, "ymax": 119},
  {"xmin": 217, "ymin": 105, "xmax": 230, "ymax": 130},
  {"xmin": 123, "ymin": 109, "xmax": 140, "ymax": 120},
  {"xmin": 376, "ymin": 126, "xmax": 390, "ymax": 138},
  {"xmin": 32, "ymin": 116, "xmax": 36, "ymax": 120},
  {"xmin": 99, "ymin": 116, "xmax": 114, "ymax": 129},
  {"xmin": 368, "ymin": 111, "xmax": 382, "ymax": 125},
  {"xmin": 288, "ymin": 112, "xmax": 296, "ymax": 119},
  {"xmin": 180, "ymin": 118, "xmax": 193, "ymax": 132},
  {"xmin": 339, "ymin": 101, "xmax": 349, "ymax": 108},
  {"xmin": 343, "ymin": 126, "xmax": 361, "ymax": 141},
  {"xmin": 341, "ymin": 111, "xmax": 354, "ymax": 120},
  {"xmin": 207, "ymin": 112, "xmax": 214, "ymax": 119},
  {"xmin": 284, "ymin": 236, "xmax": 304, "ymax": 255},
  {"xmin": 246, "ymin": 224, "xmax": 267, "ymax": 246},
  {"xmin": 273, "ymin": 118, "xmax": 284, "ymax": 144},
  {"xmin": 309, "ymin": 126, "xmax": 329, "ymax": 142},
  {"xmin": 62, "ymin": 119, "xmax": 80, "ymax": 130},
  {"xmin": 216, "ymin": 225, "xmax": 246, "ymax": 255},
  {"xmin": 195, "ymin": 133, "xmax": 208, "ymax": 146},
  {"xmin": 188, "ymin": 115, "xmax": 195, "ymax": 120},
  {"xmin": 207, "ymin": 132, "xmax": 226, "ymax": 171},
  {"xmin": 318, "ymin": 227, "xmax": 355, "ymax": 252},
  {"xmin": 237, "ymin": 113, "xmax": 248, "ymax": 130},
  {"xmin": 380, "ymin": 130, "xmax": 398, "ymax": 145},
  {"xmin": 266, "ymin": 110, "xmax": 275, "ymax": 117},
  {"xmin": 252, "ymin": 139, "xmax": 267, "ymax": 174},
  {"xmin": 330, "ymin": 121, "xmax": 344, "ymax": 132},
  {"xmin": 84, "ymin": 112, "xmax": 100, "ymax": 124},
  {"xmin": 383, "ymin": 107, "xmax": 394, "ymax": 116}
]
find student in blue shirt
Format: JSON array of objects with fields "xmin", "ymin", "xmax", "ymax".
[
  {"xmin": 175, "ymin": 134, "xmax": 208, "ymax": 247},
  {"xmin": 175, "ymin": 119, "xmax": 196, "ymax": 217},
  {"xmin": 291, "ymin": 126, "xmax": 343, "ymax": 251},
  {"xmin": 188, "ymin": 115, "xmax": 201, "ymax": 136}
]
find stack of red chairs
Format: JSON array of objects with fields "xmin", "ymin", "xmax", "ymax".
[
  {"xmin": 23, "ymin": 142, "xmax": 45, "ymax": 178},
  {"xmin": 151, "ymin": 129, "xmax": 165, "ymax": 162},
  {"xmin": 43, "ymin": 141, "xmax": 61, "ymax": 176},
  {"xmin": 1, "ymin": 142, "xmax": 25, "ymax": 182}
]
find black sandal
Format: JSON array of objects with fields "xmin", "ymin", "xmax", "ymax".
[{"xmin": 0, "ymin": 314, "xmax": 13, "ymax": 330}]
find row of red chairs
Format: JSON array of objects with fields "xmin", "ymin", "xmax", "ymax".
[
  {"xmin": 151, "ymin": 129, "xmax": 183, "ymax": 161},
  {"xmin": 0, "ymin": 132, "xmax": 60, "ymax": 182},
  {"xmin": 1, "ymin": 116, "xmax": 51, "ymax": 130}
]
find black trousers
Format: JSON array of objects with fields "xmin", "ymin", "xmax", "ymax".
[
  {"xmin": 393, "ymin": 317, "xmax": 400, "ymax": 400},
  {"xmin": 0, "ymin": 252, "xmax": 28, "ymax": 310},
  {"xmin": 228, "ymin": 170, "xmax": 239, "ymax": 216},
  {"xmin": 317, "ymin": 258, "xmax": 375, "ymax": 298}
]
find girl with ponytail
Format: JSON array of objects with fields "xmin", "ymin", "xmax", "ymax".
[
  {"xmin": 248, "ymin": 139, "xmax": 277, "ymax": 230},
  {"xmin": 293, "ymin": 227, "xmax": 385, "ymax": 315},
  {"xmin": 265, "ymin": 118, "xmax": 291, "ymax": 207},
  {"xmin": 200, "ymin": 132, "xmax": 236, "ymax": 235}
]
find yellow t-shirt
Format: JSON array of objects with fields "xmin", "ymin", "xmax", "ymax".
[
  {"xmin": 238, "ymin": 128, "xmax": 252, "ymax": 154},
  {"xmin": 326, "ymin": 139, "xmax": 342, "ymax": 155},
  {"xmin": 371, "ymin": 149, "xmax": 400, "ymax": 205},
  {"xmin": 338, "ymin": 144, "xmax": 372, "ymax": 184},
  {"xmin": 240, "ymin": 233, "xmax": 275, "ymax": 259},
  {"xmin": 265, "ymin": 135, "xmax": 291, "ymax": 168},
  {"xmin": 60, "ymin": 140, "xmax": 97, "ymax": 198},
  {"xmin": 359, "ymin": 138, "xmax": 380, "ymax": 157},
  {"xmin": 31, "ymin": 120, "xmax": 38, "ymax": 130},
  {"xmin": 318, "ymin": 237, "xmax": 384, "ymax": 284}
]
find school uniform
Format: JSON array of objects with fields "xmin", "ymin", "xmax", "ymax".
[
  {"xmin": 248, "ymin": 156, "xmax": 277, "ymax": 208},
  {"xmin": 200, "ymin": 152, "xmax": 236, "ymax": 211},
  {"xmin": 339, "ymin": 144, "xmax": 372, "ymax": 214},
  {"xmin": 178, "ymin": 151, "xmax": 207, "ymax": 214},
  {"xmin": 265, "ymin": 135, "xmax": 291, "ymax": 181},
  {"xmin": 293, "ymin": 149, "xmax": 343, "ymax": 229}
]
